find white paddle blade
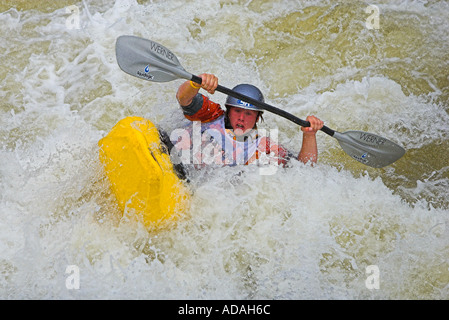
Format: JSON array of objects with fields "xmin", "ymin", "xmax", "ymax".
[
  {"xmin": 334, "ymin": 131, "xmax": 405, "ymax": 168},
  {"xmin": 115, "ymin": 35, "xmax": 192, "ymax": 82}
]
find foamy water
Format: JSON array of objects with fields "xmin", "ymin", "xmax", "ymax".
[{"xmin": 1, "ymin": 0, "xmax": 448, "ymax": 299}]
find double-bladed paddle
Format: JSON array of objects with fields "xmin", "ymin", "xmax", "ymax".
[{"xmin": 115, "ymin": 35, "xmax": 405, "ymax": 168}]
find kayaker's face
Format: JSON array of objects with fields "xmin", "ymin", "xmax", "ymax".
[{"xmin": 228, "ymin": 107, "xmax": 259, "ymax": 136}]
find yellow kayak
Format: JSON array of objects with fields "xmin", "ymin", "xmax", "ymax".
[{"xmin": 98, "ymin": 116, "xmax": 189, "ymax": 229}]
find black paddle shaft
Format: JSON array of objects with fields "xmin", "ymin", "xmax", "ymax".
[{"xmin": 191, "ymin": 75, "xmax": 335, "ymax": 137}]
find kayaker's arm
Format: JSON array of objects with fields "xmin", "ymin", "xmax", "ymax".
[
  {"xmin": 297, "ymin": 115, "xmax": 324, "ymax": 164},
  {"xmin": 176, "ymin": 80, "xmax": 200, "ymax": 107},
  {"xmin": 176, "ymin": 73, "xmax": 218, "ymax": 106}
]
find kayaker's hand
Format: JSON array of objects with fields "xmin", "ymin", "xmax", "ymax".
[
  {"xmin": 198, "ymin": 73, "xmax": 218, "ymax": 94},
  {"xmin": 177, "ymin": 73, "xmax": 217, "ymax": 106},
  {"xmin": 301, "ymin": 115, "xmax": 324, "ymax": 134}
]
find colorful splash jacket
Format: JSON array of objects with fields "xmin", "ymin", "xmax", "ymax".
[{"xmin": 171, "ymin": 94, "xmax": 292, "ymax": 167}]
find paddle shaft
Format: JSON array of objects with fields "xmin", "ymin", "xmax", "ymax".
[{"xmin": 190, "ymin": 75, "xmax": 335, "ymax": 137}]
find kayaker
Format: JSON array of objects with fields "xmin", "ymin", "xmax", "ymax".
[{"xmin": 172, "ymin": 73, "xmax": 324, "ymax": 169}]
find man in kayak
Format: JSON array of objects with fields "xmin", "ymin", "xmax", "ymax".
[{"xmin": 171, "ymin": 73, "xmax": 324, "ymax": 169}]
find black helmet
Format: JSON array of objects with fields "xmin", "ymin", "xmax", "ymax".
[{"xmin": 225, "ymin": 84, "xmax": 264, "ymax": 113}]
